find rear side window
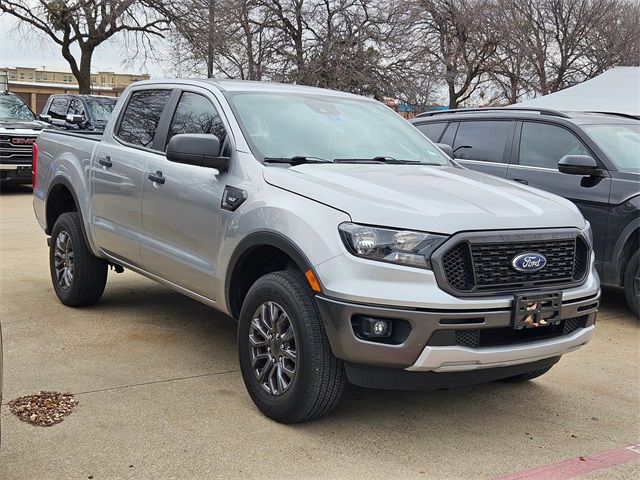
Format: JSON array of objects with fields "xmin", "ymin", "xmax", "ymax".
[
  {"xmin": 414, "ymin": 122, "xmax": 447, "ymax": 142},
  {"xmin": 116, "ymin": 90, "xmax": 171, "ymax": 148},
  {"xmin": 519, "ymin": 122, "xmax": 589, "ymax": 169},
  {"xmin": 451, "ymin": 121, "xmax": 511, "ymax": 162}
]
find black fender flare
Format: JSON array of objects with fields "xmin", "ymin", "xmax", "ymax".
[
  {"xmin": 224, "ymin": 231, "xmax": 319, "ymax": 319},
  {"xmin": 45, "ymin": 176, "xmax": 85, "ymax": 236}
]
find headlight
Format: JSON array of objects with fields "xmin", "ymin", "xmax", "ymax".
[{"xmin": 339, "ymin": 222, "xmax": 447, "ymax": 269}]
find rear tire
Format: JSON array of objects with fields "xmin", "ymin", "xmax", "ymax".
[
  {"xmin": 623, "ymin": 250, "xmax": 640, "ymax": 319},
  {"xmin": 498, "ymin": 366, "xmax": 553, "ymax": 383},
  {"xmin": 50, "ymin": 212, "xmax": 107, "ymax": 307},
  {"xmin": 238, "ymin": 271, "xmax": 346, "ymax": 423}
]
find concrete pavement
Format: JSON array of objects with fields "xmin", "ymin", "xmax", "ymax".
[{"xmin": 1, "ymin": 184, "xmax": 638, "ymax": 479}]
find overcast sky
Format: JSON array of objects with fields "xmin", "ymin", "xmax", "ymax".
[{"xmin": 0, "ymin": 15, "xmax": 166, "ymax": 77}]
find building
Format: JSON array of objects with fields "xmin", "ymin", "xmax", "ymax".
[{"xmin": 1, "ymin": 66, "xmax": 150, "ymax": 112}]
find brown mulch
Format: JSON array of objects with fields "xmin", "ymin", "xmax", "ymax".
[{"xmin": 9, "ymin": 391, "xmax": 78, "ymax": 427}]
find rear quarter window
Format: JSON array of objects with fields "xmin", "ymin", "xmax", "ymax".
[{"xmin": 414, "ymin": 122, "xmax": 447, "ymax": 142}]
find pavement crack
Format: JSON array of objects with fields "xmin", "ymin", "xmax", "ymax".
[{"xmin": 72, "ymin": 369, "xmax": 241, "ymax": 396}]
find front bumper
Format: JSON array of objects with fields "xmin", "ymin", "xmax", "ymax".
[
  {"xmin": 316, "ymin": 287, "xmax": 599, "ymax": 386},
  {"xmin": 0, "ymin": 164, "xmax": 31, "ymax": 184}
]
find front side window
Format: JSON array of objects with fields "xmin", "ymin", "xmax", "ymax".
[
  {"xmin": 68, "ymin": 99, "xmax": 84, "ymax": 116},
  {"xmin": 166, "ymin": 92, "xmax": 226, "ymax": 149},
  {"xmin": 519, "ymin": 122, "xmax": 589, "ymax": 169},
  {"xmin": 583, "ymin": 124, "xmax": 640, "ymax": 172},
  {"xmin": 116, "ymin": 89, "xmax": 171, "ymax": 148},
  {"xmin": 452, "ymin": 121, "xmax": 511, "ymax": 162}
]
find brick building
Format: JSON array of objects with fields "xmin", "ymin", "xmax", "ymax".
[{"xmin": 1, "ymin": 66, "xmax": 149, "ymax": 113}]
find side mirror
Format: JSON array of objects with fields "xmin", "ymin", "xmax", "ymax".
[
  {"xmin": 39, "ymin": 114, "xmax": 52, "ymax": 123},
  {"xmin": 166, "ymin": 133, "xmax": 229, "ymax": 171},
  {"xmin": 66, "ymin": 114, "xmax": 85, "ymax": 125},
  {"xmin": 436, "ymin": 143, "xmax": 454, "ymax": 158},
  {"xmin": 558, "ymin": 155, "xmax": 605, "ymax": 177}
]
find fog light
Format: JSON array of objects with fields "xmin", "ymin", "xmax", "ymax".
[{"xmin": 360, "ymin": 317, "xmax": 392, "ymax": 339}]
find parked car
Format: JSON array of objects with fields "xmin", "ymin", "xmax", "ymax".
[
  {"xmin": 0, "ymin": 90, "xmax": 49, "ymax": 185},
  {"xmin": 40, "ymin": 94, "xmax": 117, "ymax": 132},
  {"xmin": 411, "ymin": 108, "xmax": 640, "ymax": 317},
  {"xmin": 33, "ymin": 81, "xmax": 599, "ymax": 422}
]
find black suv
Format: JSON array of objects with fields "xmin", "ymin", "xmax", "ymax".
[{"xmin": 411, "ymin": 108, "xmax": 640, "ymax": 317}]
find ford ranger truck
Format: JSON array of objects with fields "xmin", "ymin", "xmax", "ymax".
[
  {"xmin": 1, "ymin": 91, "xmax": 48, "ymax": 185},
  {"xmin": 33, "ymin": 79, "xmax": 600, "ymax": 423}
]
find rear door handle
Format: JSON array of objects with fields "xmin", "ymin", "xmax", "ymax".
[
  {"xmin": 98, "ymin": 156, "xmax": 112, "ymax": 168},
  {"xmin": 148, "ymin": 171, "xmax": 165, "ymax": 184},
  {"xmin": 511, "ymin": 178, "xmax": 529, "ymax": 185}
]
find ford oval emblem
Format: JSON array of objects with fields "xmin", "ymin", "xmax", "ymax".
[{"xmin": 511, "ymin": 252, "xmax": 547, "ymax": 273}]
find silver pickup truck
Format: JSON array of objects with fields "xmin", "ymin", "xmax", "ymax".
[{"xmin": 33, "ymin": 79, "xmax": 600, "ymax": 423}]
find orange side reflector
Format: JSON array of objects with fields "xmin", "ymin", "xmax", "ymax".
[{"xmin": 305, "ymin": 269, "xmax": 321, "ymax": 292}]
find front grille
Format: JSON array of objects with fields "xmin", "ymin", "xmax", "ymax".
[
  {"xmin": 438, "ymin": 232, "xmax": 589, "ymax": 294},
  {"xmin": 430, "ymin": 316, "xmax": 588, "ymax": 349},
  {"xmin": 0, "ymin": 134, "xmax": 37, "ymax": 164}
]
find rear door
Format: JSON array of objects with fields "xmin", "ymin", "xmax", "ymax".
[
  {"xmin": 507, "ymin": 121, "xmax": 612, "ymax": 264},
  {"xmin": 90, "ymin": 88, "xmax": 172, "ymax": 267},
  {"xmin": 140, "ymin": 87, "xmax": 230, "ymax": 301},
  {"xmin": 441, "ymin": 120, "xmax": 514, "ymax": 178}
]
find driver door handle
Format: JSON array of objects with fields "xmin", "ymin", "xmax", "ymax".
[
  {"xmin": 148, "ymin": 171, "xmax": 165, "ymax": 184},
  {"xmin": 98, "ymin": 156, "xmax": 112, "ymax": 168}
]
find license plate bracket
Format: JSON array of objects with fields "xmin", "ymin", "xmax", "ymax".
[{"xmin": 513, "ymin": 291, "xmax": 562, "ymax": 329}]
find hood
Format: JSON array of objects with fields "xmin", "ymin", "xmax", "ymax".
[
  {"xmin": 263, "ymin": 164, "xmax": 586, "ymax": 234},
  {"xmin": 0, "ymin": 120, "xmax": 49, "ymax": 131}
]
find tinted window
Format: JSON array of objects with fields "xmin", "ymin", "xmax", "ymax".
[
  {"xmin": 414, "ymin": 122, "xmax": 447, "ymax": 142},
  {"xmin": 117, "ymin": 90, "xmax": 171, "ymax": 148},
  {"xmin": 48, "ymin": 97, "xmax": 68, "ymax": 120},
  {"xmin": 519, "ymin": 122, "xmax": 589, "ymax": 169},
  {"xmin": 452, "ymin": 121, "xmax": 511, "ymax": 163},
  {"xmin": 68, "ymin": 99, "xmax": 84, "ymax": 116},
  {"xmin": 167, "ymin": 92, "xmax": 226, "ymax": 149}
]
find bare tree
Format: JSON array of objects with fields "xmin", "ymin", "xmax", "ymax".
[
  {"xmin": 408, "ymin": 0, "xmax": 501, "ymax": 109},
  {"xmin": 0, "ymin": 0, "xmax": 170, "ymax": 93}
]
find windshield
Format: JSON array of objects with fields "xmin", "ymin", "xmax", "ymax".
[
  {"xmin": 86, "ymin": 97, "xmax": 117, "ymax": 123},
  {"xmin": 583, "ymin": 124, "xmax": 640, "ymax": 172},
  {"xmin": 0, "ymin": 95, "xmax": 36, "ymax": 121},
  {"xmin": 227, "ymin": 92, "xmax": 450, "ymax": 165}
]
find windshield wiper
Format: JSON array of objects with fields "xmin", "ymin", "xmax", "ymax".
[
  {"xmin": 334, "ymin": 156, "xmax": 424, "ymax": 164},
  {"xmin": 263, "ymin": 156, "xmax": 331, "ymax": 165}
]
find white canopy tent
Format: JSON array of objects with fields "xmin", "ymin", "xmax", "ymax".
[{"xmin": 508, "ymin": 67, "xmax": 640, "ymax": 118}]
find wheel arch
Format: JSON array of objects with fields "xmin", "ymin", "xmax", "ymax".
[
  {"xmin": 609, "ymin": 218, "xmax": 640, "ymax": 286},
  {"xmin": 225, "ymin": 232, "xmax": 317, "ymax": 321},
  {"xmin": 45, "ymin": 177, "xmax": 82, "ymax": 236}
]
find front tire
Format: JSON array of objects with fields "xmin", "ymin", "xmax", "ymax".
[
  {"xmin": 238, "ymin": 271, "xmax": 346, "ymax": 423},
  {"xmin": 50, "ymin": 212, "xmax": 107, "ymax": 307},
  {"xmin": 623, "ymin": 250, "xmax": 640, "ymax": 319}
]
